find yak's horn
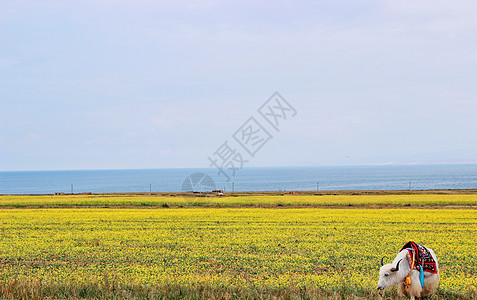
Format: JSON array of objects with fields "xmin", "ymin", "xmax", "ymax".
[
  {"xmin": 391, "ymin": 259, "xmax": 402, "ymax": 272},
  {"xmin": 381, "ymin": 257, "xmax": 385, "ymax": 266}
]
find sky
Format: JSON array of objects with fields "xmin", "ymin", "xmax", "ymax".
[{"xmin": 1, "ymin": 0, "xmax": 476, "ymax": 171}]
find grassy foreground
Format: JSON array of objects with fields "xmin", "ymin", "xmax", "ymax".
[
  {"xmin": 1, "ymin": 281, "xmax": 472, "ymax": 300},
  {"xmin": 1, "ymin": 193, "xmax": 477, "ymax": 208},
  {"xmin": 1, "ymin": 207, "xmax": 476, "ymax": 299}
]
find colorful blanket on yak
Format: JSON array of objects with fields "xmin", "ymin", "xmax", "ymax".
[{"xmin": 400, "ymin": 241, "xmax": 437, "ymax": 274}]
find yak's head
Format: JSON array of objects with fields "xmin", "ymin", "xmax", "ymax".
[{"xmin": 377, "ymin": 257, "xmax": 403, "ymax": 290}]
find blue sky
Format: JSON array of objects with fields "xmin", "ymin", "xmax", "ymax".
[{"xmin": 1, "ymin": 0, "xmax": 476, "ymax": 171}]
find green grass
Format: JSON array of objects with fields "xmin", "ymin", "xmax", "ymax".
[
  {"xmin": 2, "ymin": 279, "xmax": 474, "ymax": 300},
  {"xmin": 1, "ymin": 193, "xmax": 477, "ymax": 208}
]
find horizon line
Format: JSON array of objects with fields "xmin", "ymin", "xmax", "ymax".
[{"xmin": 1, "ymin": 161, "xmax": 476, "ymax": 173}]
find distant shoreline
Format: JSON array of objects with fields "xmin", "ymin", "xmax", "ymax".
[{"xmin": 2, "ymin": 188, "xmax": 477, "ymax": 196}]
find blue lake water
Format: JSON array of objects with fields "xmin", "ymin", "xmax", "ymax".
[{"xmin": 0, "ymin": 164, "xmax": 476, "ymax": 194}]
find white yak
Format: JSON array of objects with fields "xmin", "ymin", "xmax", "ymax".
[{"xmin": 377, "ymin": 242, "xmax": 439, "ymax": 300}]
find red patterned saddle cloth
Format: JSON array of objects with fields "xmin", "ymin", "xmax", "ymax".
[{"xmin": 400, "ymin": 241, "xmax": 437, "ymax": 274}]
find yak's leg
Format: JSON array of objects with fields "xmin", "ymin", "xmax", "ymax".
[
  {"xmin": 421, "ymin": 272, "xmax": 439, "ymax": 297},
  {"xmin": 407, "ymin": 272, "xmax": 422, "ymax": 300},
  {"xmin": 397, "ymin": 282, "xmax": 406, "ymax": 297}
]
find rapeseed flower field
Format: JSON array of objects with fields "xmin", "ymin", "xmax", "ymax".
[
  {"xmin": 0, "ymin": 206, "xmax": 475, "ymax": 299},
  {"xmin": 1, "ymin": 193, "xmax": 476, "ymax": 208}
]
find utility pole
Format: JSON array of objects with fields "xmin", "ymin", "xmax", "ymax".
[
  {"xmin": 409, "ymin": 181, "xmax": 412, "ymax": 191},
  {"xmin": 317, "ymin": 181, "xmax": 319, "ymax": 191},
  {"xmin": 71, "ymin": 184, "xmax": 73, "ymax": 194},
  {"xmin": 232, "ymin": 182, "xmax": 235, "ymax": 193}
]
